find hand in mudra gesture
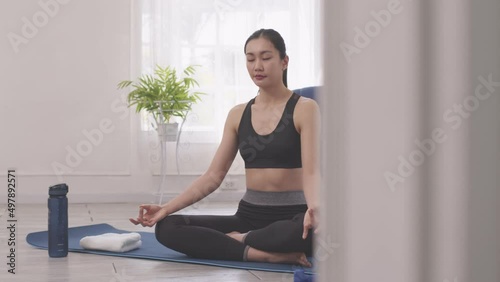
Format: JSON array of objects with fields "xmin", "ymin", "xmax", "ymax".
[
  {"xmin": 129, "ymin": 204, "xmax": 168, "ymax": 227},
  {"xmin": 302, "ymin": 208, "xmax": 319, "ymax": 239}
]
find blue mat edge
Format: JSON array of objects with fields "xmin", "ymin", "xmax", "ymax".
[{"xmin": 26, "ymin": 223, "xmax": 315, "ymax": 275}]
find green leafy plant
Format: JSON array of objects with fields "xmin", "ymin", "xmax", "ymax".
[{"xmin": 117, "ymin": 65, "xmax": 203, "ymax": 127}]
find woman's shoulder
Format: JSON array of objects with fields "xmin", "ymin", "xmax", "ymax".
[
  {"xmin": 294, "ymin": 95, "xmax": 320, "ymax": 128},
  {"xmin": 229, "ymin": 102, "xmax": 247, "ymax": 116},
  {"xmin": 225, "ymin": 102, "xmax": 249, "ymax": 127},
  {"xmin": 295, "ymin": 95, "xmax": 320, "ymax": 113}
]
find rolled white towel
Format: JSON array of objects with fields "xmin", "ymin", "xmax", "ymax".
[{"xmin": 80, "ymin": 232, "xmax": 142, "ymax": 252}]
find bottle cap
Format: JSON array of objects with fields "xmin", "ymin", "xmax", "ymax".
[{"xmin": 49, "ymin": 183, "xmax": 69, "ymax": 196}]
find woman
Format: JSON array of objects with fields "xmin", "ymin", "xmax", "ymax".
[{"xmin": 130, "ymin": 29, "xmax": 320, "ymax": 267}]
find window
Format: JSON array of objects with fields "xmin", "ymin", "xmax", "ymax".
[{"xmin": 140, "ymin": 0, "xmax": 322, "ymax": 143}]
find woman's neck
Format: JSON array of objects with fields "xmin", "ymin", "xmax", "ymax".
[{"xmin": 257, "ymin": 85, "xmax": 291, "ymax": 104}]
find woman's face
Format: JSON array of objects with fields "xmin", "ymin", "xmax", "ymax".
[{"xmin": 245, "ymin": 37, "xmax": 287, "ymax": 88}]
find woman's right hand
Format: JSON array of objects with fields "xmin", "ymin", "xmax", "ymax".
[{"xmin": 129, "ymin": 204, "xmax": 168, "ymax": 227}]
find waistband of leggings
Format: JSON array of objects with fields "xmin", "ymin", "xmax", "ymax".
[{"xmin": 241, "ymin": 189, "xmax": 307, "ymax": 206}]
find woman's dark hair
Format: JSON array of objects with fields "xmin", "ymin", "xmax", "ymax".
[{"xmin": 244, "ymin": 29, "xmax": 288, "ymax": 87}]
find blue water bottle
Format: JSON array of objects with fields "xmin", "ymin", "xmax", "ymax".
[{"xmin": 48, "ymin": 183, "xmax": 69, "ymax": 257}]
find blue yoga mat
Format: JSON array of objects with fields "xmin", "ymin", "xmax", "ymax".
[{"xmin": 26, "ymin": 223, "xmax": 314, "ymax": 274}]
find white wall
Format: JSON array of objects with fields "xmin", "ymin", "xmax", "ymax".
[
  {"xmin": 0, "ymin": 0, "xmax": 134, "ymax": 202},
  {"xmin": 0, "ymin": 0, "xmax": 246, "ymax": 204}
]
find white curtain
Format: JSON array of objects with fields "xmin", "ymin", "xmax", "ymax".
[
  {"xmin": 140, "ymin": 0, "xmax": 321, "ymax": 142},
  {"xmin": 138, "ymin": 0, "xmax": 321, "ymax": 176}
]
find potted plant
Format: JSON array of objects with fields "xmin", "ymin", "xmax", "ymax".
[{"xmin": 117, "ymin": 65, "xmax": 203, "ymax": 141}]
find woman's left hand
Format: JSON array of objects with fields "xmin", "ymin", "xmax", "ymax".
[{"xmin": 302, "ymin": 207, "xmax": 319, "ymax": 239}]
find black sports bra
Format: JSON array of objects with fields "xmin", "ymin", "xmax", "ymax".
[{"xmin": 237, "ymin": 93, "xmax": 302, "ymax": 168}]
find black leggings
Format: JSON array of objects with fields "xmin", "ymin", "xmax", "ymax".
[{"xmin": 154, "ymin": 200, "xmax": 312, "ymax": 261}]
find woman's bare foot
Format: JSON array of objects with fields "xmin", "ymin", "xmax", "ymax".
[
  {"xmin": 225, "ymin": 233, "xmax": 311, "ymax": 267},
  {"xmin": 247, "ymin": 247, "xmax": 312, "ymax": 268},
  {"xmin": 267, "ymin": 251, "xmax": 312, "ymax": 267},
  {"xmin": 226, "ymin": 231, "xmax": 247, "ymax": 243}
]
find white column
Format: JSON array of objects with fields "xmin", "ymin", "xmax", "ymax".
[
  {"xmin": 320, "ymin": 0, "xmax": 421, "ymax": 281},
  {"xmin": 420, "ymin": 0, "xmax": 470, "ymax": 280},
  {"xmin": 319, "ymin": 0, "xmax": 500, "ymax": 281},
  {"xmin": 318, "ymin": 0, "xmax": 347, "ymax": 280},
  {"xmin": 467, "ymin": 0, "xmax": 500, "ymax": 281}
]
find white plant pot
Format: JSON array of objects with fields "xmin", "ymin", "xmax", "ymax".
[{"xmin": 158, "ymin": 122, "xmax": 179, "ymax": 142}]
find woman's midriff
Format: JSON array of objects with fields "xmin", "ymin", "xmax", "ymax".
[{"xmin": 245, "ymin": 168, "xmax": 303, "ymax": 192}]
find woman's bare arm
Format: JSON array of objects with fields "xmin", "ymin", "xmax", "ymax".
[
  {"xmin": 158, "ymin": 105, "xmax": 244, "ymax": 215},
  {"xmin": 296, "ymin": 98, "xmax": 321, "ymax": 211}
]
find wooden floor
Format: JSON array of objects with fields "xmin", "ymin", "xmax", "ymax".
[{"xmin": 0, "ymin": 202, "xmax": 294, "ymax": 282}]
